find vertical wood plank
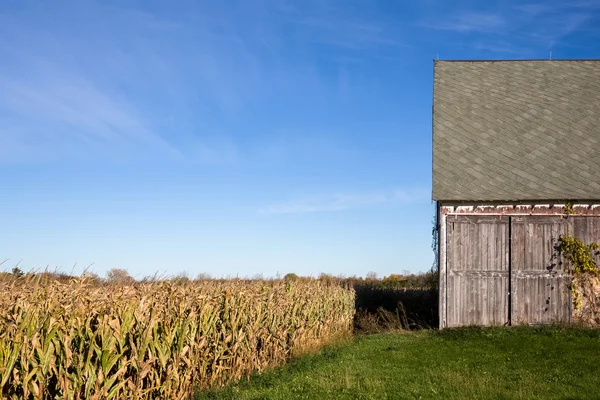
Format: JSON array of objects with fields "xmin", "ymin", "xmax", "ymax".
[{"xmin": 439, "ymin": 208, "xmax": 447, "ymax": 329}]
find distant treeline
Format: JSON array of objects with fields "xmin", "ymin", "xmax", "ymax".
[
  {"xmin": 306, "ymin": 272, "xmax": 438, "ymax": 290},
  {"xmin": 2, "ymin": 265, "xmax": 437, "ymax": 289}
]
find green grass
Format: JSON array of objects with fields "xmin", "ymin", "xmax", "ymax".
[{"xmin": 195, "ymin": 326, "xmax": 600, "ymax": 400}]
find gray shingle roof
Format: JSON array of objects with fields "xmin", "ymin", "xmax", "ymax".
[{"xmin": 432, "ymin": 60, "xmax": 600, "ymax": 202}]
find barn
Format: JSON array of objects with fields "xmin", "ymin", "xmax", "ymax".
[{"xmin": 433, "ymin": 60, "xmax": 600, "ymax": 328}]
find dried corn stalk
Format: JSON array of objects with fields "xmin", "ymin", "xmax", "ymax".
[{"xmin": 0, "ymin": 276, "xmax": 355, "ymax": 399}]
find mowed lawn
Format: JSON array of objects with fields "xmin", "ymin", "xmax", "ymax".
[{"xmin": 196, "ymin": 326, "xmax": 600, "ymax": 400}]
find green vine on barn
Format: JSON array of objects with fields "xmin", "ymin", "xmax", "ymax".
[
  {"xmin": 557, "ymin": 235, "xmax": 600, "ymax": 275},
  {"xmin": 564, "ymin": 201, "xmax": 575, "ymax": 216},
  {"xmin": 556, "ymin": 235, "xmax": 600, "ymax": 310}
]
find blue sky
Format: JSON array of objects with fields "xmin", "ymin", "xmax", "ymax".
[{"xmin": 2, "ymin": 0, "xmax": 600, "ymax": 279}]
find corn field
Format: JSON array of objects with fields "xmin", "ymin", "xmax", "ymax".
[{"xmin": 0, "ymin": 276, "xmax": 355, "ymax": 399}]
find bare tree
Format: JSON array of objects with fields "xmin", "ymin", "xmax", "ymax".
[
  {"xmin": 106, "ymin": 268, "xmax": 135, "ymax": 285},
  {"xmin": 366, "ymin": 271, "xmax": 377, "ymax": 281},
  {"xmin": 195, "ymin": 272, "xmax": 212, "ymax": 281}
]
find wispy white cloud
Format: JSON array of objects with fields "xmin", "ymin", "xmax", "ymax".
[
  {"xmin": 471, "ymin": 41, "xmax": 531, "ymax": 56},
  {"xmin": 296, "ymin": 16, "xmax": 407, "ymax": 50},
  {"xmin": 427, "ymin": 11, "xmax": 505, "ymax": 33},
  {"xmin": 527, "ymin": 12, "xmax": 592, "ymax": 47},
  {"xmin": 516, "ymin": 0, "xmax": 600, "ymax": 15},
  {"xmin": 0, "ymin": 1, "xmax": 401, "ymax": 164},
  {"xmin": 513, "ymin": 4, "xmax": 553, "ymax": 15},
  {"xmin": 0, "ymin": 19, "xmax": 143, "ymax": 161},
  {"xmin": 513, "ymin": 2, "xmax": 598, "ymax": 47},
  {"xmin": 279, "ymin": 0, "xmax": 408, "ymax": 54},
  {"xmin": 262, "ymin": 189, "xmax": 426, "ymax": 214},
  {"xmin": 0, "ymin": 73, "xmax": 181, "ymax": 162},
  {"xmin": 423, "ymin": 1, "xmax": 600, "ymax": 53},
  {"xmin": 0, "ymin": 4, "xmax": 252, "ymax": 163}
]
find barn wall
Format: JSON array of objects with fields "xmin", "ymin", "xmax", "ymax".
[{"xmin": 438, "ymin": 202, "xmax": 600, "ymax": 328}]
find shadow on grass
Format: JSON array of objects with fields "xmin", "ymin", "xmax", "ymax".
[{"xmin": 353, "ymin": 284, "xmax": 438, "ymax": 332}]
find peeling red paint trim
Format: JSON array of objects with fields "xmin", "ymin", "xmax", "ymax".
[{"xmin": 441, "ymin": 203, "xmax": 600, "ymax": 216}]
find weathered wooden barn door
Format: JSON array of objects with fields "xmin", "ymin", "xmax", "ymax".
[
  {"xmin": 510, "ymin": 216, "xmax": 572, "ymax": 325},
  {"xmin": 446, "ymin": 215, "xmax": 510, "ymax": 327}
]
